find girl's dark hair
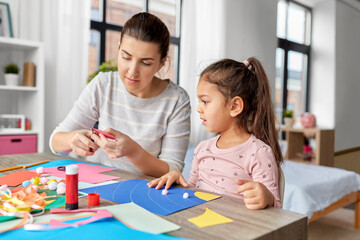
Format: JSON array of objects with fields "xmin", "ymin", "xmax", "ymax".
[
  {"xmin": 200, "ymin": 58, "xmax": 283, "ymax": 166},
  {"xmin": 120, "ymin": 12, "xmax": 170, "ymax": 60}
]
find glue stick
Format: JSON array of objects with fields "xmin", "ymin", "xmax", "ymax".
[{"xmin": 65, "ymin": 164, "xmax": 79, "ymax": 210}]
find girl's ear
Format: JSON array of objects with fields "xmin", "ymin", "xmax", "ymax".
[{"xmin": 230, "ymin": 96, "xmax": 244, "ymax": 117}]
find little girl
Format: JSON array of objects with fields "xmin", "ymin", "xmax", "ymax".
[{"xmin": 148, "ymin": 58, "xmax": 283, "ymax": 209}]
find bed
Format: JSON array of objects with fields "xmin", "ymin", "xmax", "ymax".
[
  {"xmin": 182, "ymin": 146, "xmax": 360, "ymax": 228},
  {"xmin": 281, "ymin": 160, "xmax": 360, "ymax": 228}
]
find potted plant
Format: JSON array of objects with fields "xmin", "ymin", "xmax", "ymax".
[
  {"xmin": 4, "ymin": 63, "xmax": 20, "ymax": 86},
  {"xmin": 283, "ymin": 109, "xmax": 293, "ymax": 128},
  {"xmin": 88, "ymin": 60, "xmax": 117, "ymax": 83}
]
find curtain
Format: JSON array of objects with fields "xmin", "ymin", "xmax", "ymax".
[
  {"xmin": 179, "ymin": 0, "xmax": 226, "ymax": 146},
  {"xmin": 9, "ymin": 0, "xmax": 91, "ymax": 151}
]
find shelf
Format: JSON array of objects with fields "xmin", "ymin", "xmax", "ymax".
[
  {"xmin": 0, "ymin": 37, "xmax": 44, "ymax": 153},
  {"xmin": 0, "ymin": 85, "xmax": 38, "ymax": 91},
  {"xmin": 0, "ymin": 131, "xmax": 38, "ymax": 135},
  {"xmin": 280, "ymin": 127, "xmax": 335, "ymax": 166},
  {"xmin": 0, "ymin": 37, "xmax": 42, "ymax": 50}
]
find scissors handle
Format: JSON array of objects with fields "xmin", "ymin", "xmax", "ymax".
[
  {"xmin": 90, "ymin": 128, "xmax": 115, "ymax": 140},
  {"xmin": 57, "ymin": 166, "xmax": 66, "ymax": 171}
]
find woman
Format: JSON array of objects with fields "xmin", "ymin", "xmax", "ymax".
[{"xmin": 50, "ymin": 12, "xmax": 191, "ymax": 177}]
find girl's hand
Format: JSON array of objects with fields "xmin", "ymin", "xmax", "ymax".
[
  {"xmin": 235, "ymin": 179, "xmax": 274, "ymax": 210},
  {"xmin": 70, "ymin": 130, "xmax": 99, "ymax": 156},
  {"xmin": 147, "ymin": 170, "xmax": 189, "ymax": 190},
  {"xmin": 91, "ymin": 128, "xmax": 136, "ymax": 159}
]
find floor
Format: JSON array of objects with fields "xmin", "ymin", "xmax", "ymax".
[{"xmin": 308, "ymin": 208, "xmax": 360, "ymax": 240}]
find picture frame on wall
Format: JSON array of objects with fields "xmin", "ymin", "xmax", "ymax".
[{"xmin": 0, "ymin": 2, "xmax": 13, "ymax": 37}]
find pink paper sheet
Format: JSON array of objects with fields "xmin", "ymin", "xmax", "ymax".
[
  {"xmin": 31, "ymin": 163, "xmax": 121, "ymax": 184},
  {"xmin": 50, "ymin": 208, "xmax": 113, "ymax": 227}
]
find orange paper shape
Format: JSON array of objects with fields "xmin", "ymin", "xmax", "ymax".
[{"xmin": 0, "ymin": 171, "xmax": 39, "ymax": 187}]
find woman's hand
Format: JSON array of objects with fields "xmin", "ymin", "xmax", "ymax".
[
  {"xmin": 91, "ymin": 128, "xmax": 137, "ymax": 159},
  {"xmin": 147, "ymin": 170, "xmax": 189, "ymax": 190},
  {"xmin": 235, "ymin": 179, "xmax": 274, "ymax": 210},
  {"xmin": 69, "ymin": 130, "xmax": 99, "ymax": 156}
]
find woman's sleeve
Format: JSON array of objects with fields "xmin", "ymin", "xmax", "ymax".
[
  {"xmin": 158, "ymin": 89, "xmax": 191, "ymax": 172},
  {"xmin": 49, "ymin": 73, "xmax": 104, "ymax": 154},
  {"xmin": 250, "ymin": 146, "xmax": 282, "ymax": 208}
]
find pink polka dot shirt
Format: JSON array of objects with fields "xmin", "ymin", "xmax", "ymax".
[{"xmin": 188, "ymin": 134, "xmax": 281, "ymax": 208}]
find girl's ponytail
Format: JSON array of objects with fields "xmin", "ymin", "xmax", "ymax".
[{"xmin": 247, "ymin": 57, "xmax": 283, "ymax": 167}]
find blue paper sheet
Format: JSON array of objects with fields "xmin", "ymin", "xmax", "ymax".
[
  {"xmin": 26, "ymin": 159, "xmax": 115, "ymax": 170},
  {"xmin": 80, "ymin": 179, "xmax": 207, "ymax": 216},
  {"xmin": 1, "ymin": 216, "xmax": 183, "ymax": 240}
]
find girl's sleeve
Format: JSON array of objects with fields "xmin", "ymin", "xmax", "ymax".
[
  {"xmin": 250, "ymin": 146, "xmax": 282, "ymax": 208},
  {"xmin": 49, "ymin": 73, "xmax": 104, "ymax": 154},
  {"xmin": 158, "ymin": 89, "xmax": 191, "ymax": 172}
]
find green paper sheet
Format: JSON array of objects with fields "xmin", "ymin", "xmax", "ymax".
[{"xmin": 99, "ymin": 203, "xmax": 181, "ymax": 234}]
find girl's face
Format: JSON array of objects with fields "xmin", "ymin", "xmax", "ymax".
[
  {"xmin": 118, "ymin": 34, "xmax": 164, "ymax": 98},
  {"xmin": 196, "ymin": 79, "xmax": 234, "ymax": 133}
]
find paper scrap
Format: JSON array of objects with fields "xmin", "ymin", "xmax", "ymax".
[
  {"xmin": 78, "ymin": 180, "xmax": 119, "ymax": 190},
  {"xmin": 194, "ymin": 191, "xmax": 221, "ymax": 201},
  {"xmin": 30, "ymin": 163, "xmax": 121, "ymax": 184},
  {"xmin": 2, "ymin": 216, "xmax": 181, "ymax": 239},
  {"xmin": 102, "ymin": 203, "xmax": 181, "ymax": 234},
  {"xmin": 0, "ymin": 171, "xmax": 38, "ymax": 186},
  {"xmin": 188, "ymin": 207, "xmax": 233, "ymax": 228},
  {"xmin": 26, "ymin": 159, "xmax": 115, "ymax": 170}
]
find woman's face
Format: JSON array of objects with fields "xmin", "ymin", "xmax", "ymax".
[{"xmin": 118, "ymin": 34, "xmax": 164, "ymax": 98}]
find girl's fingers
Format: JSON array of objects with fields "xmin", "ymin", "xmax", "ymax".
[
  {"xmin": 165, "ymin": 178, "xmax": 175, "ymax": 190},
  {"xmin": 235, "ymin": 179, "xmax": 250, "ymax": 185},
  {"xmin": 178, "ymin": 175, "xmax": 189, "ymax": 188},
  {"xmin": 147, "ymin": 179, "xmax": 160, "ymax": 188},
  {"xmin": 244, "ymin": 203, "xmax": 263, "ymax": 210},
  {"xmin": 242, "ymin": 189, "xmax": 258, "ymax": 198},
  {"xmin": 155, "ymin": 177, "xmax": 167, "ymax": 190}
]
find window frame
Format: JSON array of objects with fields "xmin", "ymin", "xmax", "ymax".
[
  {"xmin": 277, "ymin": 0, "xmax": 312, "ymax": 119},
  {"xmin": 90, "ymin": 0, "xmax": 182, "ymax": 84}
]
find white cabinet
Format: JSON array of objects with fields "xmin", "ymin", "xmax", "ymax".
[{"xmin": 0, "ymin": 36, "xmax": 44, "ymax": 153}]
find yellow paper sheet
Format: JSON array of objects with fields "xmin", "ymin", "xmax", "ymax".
[
  {"xmin": 188, "ymin": 207, "xmax": 233, "ymax": 228},
  {"xmin": 194, "ymin": 191, "xmax": 221, "ymax": 201}
]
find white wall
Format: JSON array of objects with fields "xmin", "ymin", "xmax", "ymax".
[
  {"xmin": 180, "ymin": 0, "xmax": 277, "ymax": 146},
  {"xmin": 223, "ymin": 0, "xmax": 277, "ymax": 97},
  {"xmin": 309, "ymin": 1, "xmax": 336, "ymax": 129},
  {"xmin": 309, "ymin": 0, "xmax": 360, "ymax": 151},
  {"xmin": 335, "ymin": 1, "xmax": 360, "ymax": 151},
  {"xmin": 216, "ymin": 0, "xmax": 360, "ymax": 152}
]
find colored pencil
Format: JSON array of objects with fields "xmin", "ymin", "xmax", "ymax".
[{"xmin": 0, "ymin": 160, "xmax": 50, "ymax": 173}]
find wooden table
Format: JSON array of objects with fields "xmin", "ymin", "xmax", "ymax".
[{"xmin": 0, "ymin": 153, "xmax": 308, "ymax": 240}]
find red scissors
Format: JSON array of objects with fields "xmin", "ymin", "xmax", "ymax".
[{"xmin": 91, "ymin": 128, "xmax": 116, "ymax": 140}]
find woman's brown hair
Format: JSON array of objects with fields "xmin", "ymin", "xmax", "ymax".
[
  {"xmin": 200, "ymin": 58, "xmax": 283, "ymax": 167},
  {"xmin": 120, "ymin": 12, "xmax": 170, "ymax": 60}
]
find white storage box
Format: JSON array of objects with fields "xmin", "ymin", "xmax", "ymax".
[{"xmin": 0, "ymin": 114, "xmax": 25, "ymax": 132}]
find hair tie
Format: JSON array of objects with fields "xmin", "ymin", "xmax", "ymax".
[
  {"xmin": 243, "ymin": 60, "xmax": 250, "ymax": 67},
  {"xmin": 140, "ymin": 12, "xmax": 146, "ymax": 22}
]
